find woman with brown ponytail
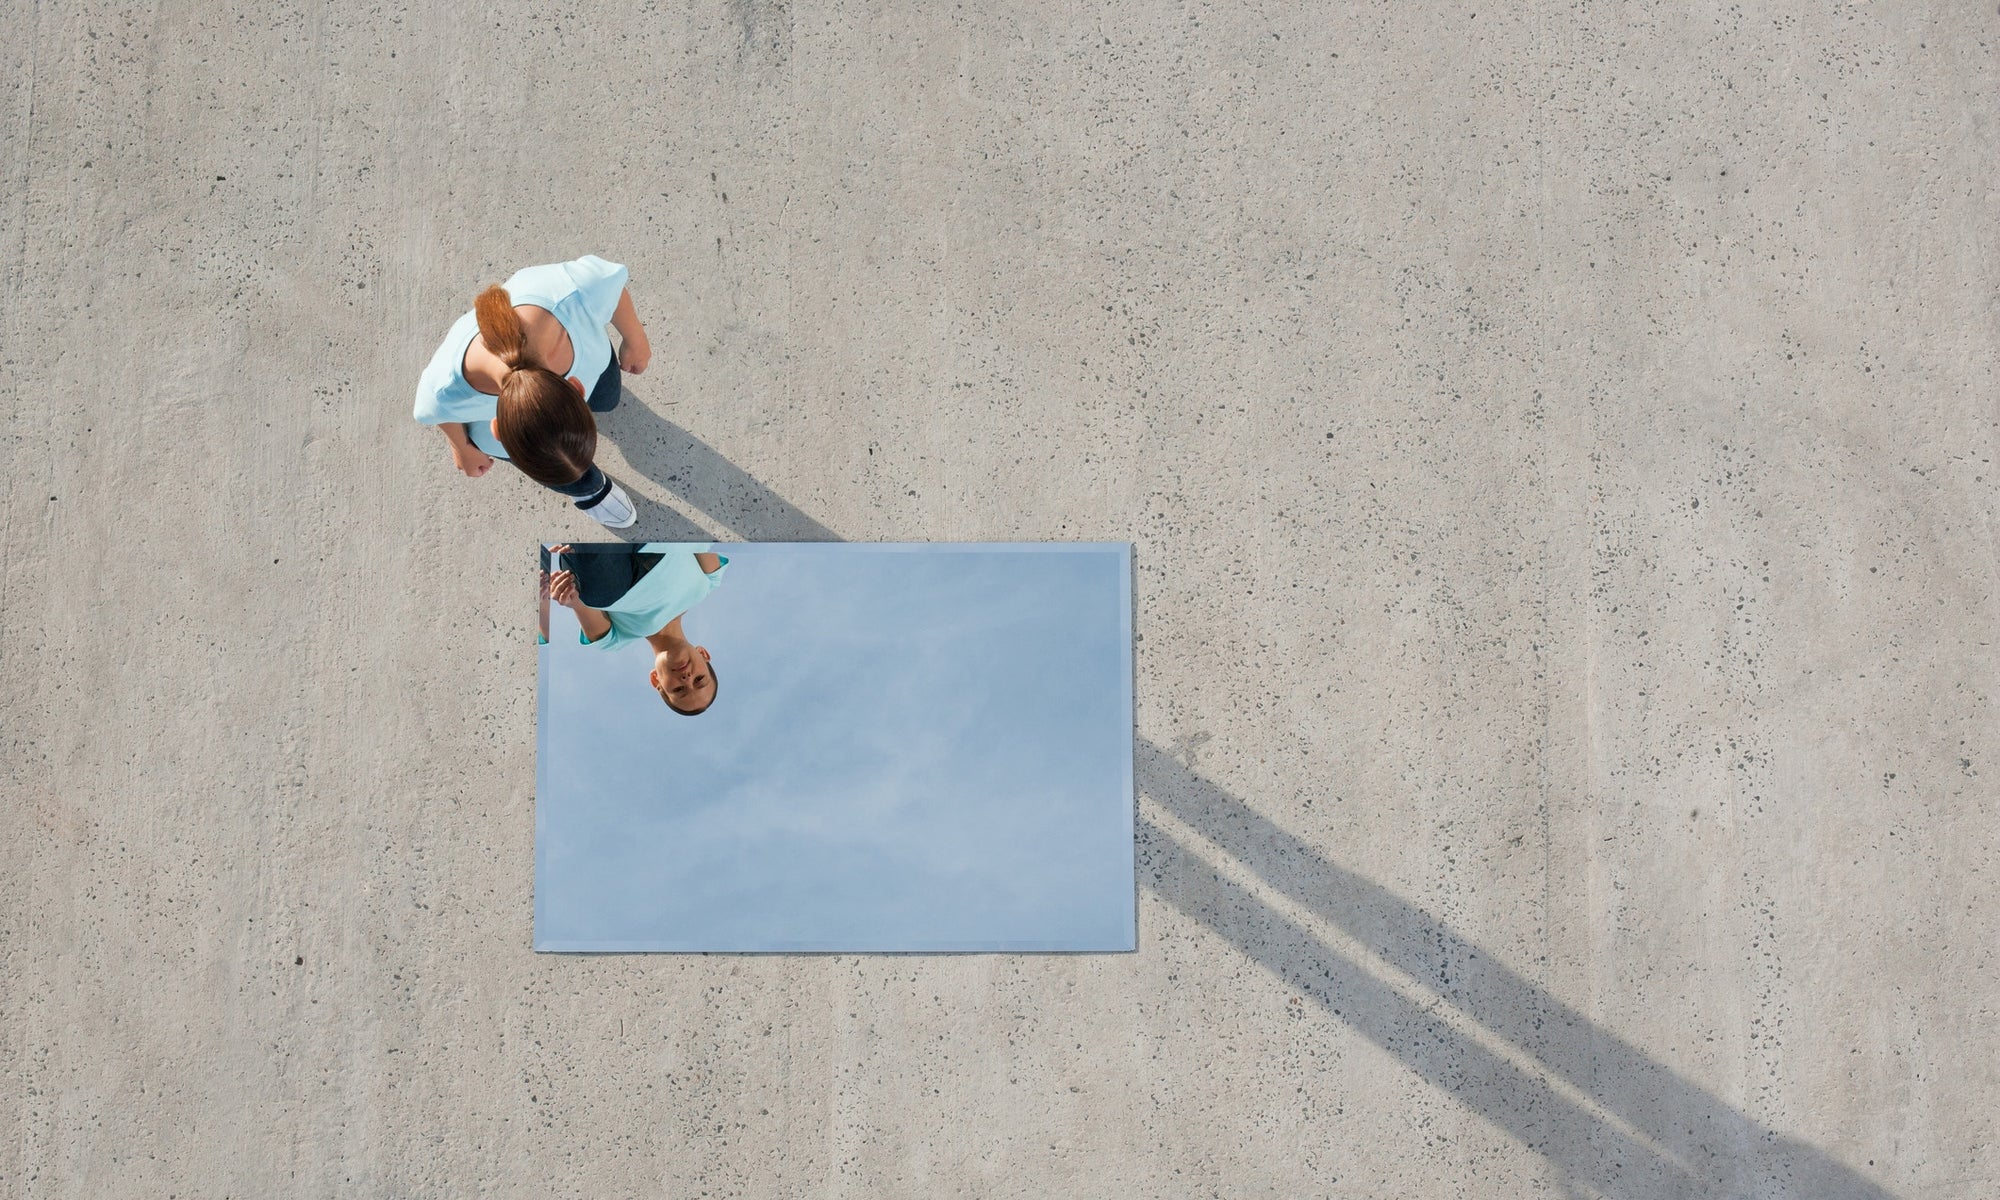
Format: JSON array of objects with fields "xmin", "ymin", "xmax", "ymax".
[{"xmin": 414, "ymin": 254, "xmax": 650, "ymax": 527}]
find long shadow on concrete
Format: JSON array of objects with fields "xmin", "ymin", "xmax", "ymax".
[
  {"xmin": 606, "ymin": 406, "xmax": 1890, "ymax": 1199},
  {"xmin": 605, "ymin": 393, "xmax": 840, "ymax": 543},
  {"xmin": 1137, "ymin": 746, "xmax": 1890, "ymax": 1200}
]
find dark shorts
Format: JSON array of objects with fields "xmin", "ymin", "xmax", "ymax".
[
  {"xmin": 584, "ymin": 353, "xmax": 623, "ymax": 414},
  {"xmin": 542, "ymin": 543, "xmax": 663, "ymax": 609}
]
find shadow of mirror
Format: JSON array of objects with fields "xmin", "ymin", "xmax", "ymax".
[{"xmin": 1136, "ymin": 744, "xmax": 1891, "ymax": 1200}]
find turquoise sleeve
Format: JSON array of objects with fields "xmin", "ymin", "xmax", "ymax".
[
  {"xmin": 566, "ymin": 255, "xmax": 630, "ymax": 326},
  {"xmin": 413, "ymin": 381, "xmax": 444, "ymax": 425},
  {"xmin": 580, "ymin": 623, "xmax": 633, "ymax": 651}
]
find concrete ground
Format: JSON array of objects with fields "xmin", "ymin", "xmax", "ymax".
[{"xmin": 3, "ymin": 1, "xmax": 1994, "ymax": 1196}]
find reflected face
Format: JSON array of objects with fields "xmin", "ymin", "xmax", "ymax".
[{"xmin": 651, "ymin": 645, "xmax": 715, "ymax": 714}]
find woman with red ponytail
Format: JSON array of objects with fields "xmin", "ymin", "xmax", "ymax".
[{"xmin": 414, "ymin": 254, "xmax": 650, "ymax": 527}]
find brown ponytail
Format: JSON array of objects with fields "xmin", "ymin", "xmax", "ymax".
[
  {"xmin": 473, "ymin": 285, "xmax": 533, "ymax": 370},
  {"xmin": 476, "ymin": 284, "xmax": 599, "ymax": 486}
]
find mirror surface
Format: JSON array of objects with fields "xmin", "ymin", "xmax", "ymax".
[{"xmin": 535, "ymin": 542, "xmax": 1135, "ymax": 952}]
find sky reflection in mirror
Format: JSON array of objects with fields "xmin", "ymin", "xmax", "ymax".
[{"xmin": 535, "ymin": 542, "xmax": 1134, "ymax": 952}]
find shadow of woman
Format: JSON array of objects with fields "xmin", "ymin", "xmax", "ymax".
[
  {"xmin": 583, "ymin": 395, "xmax": 1889, "ymax": 1199},
  {"xmin": 601, "ymin": 392, "xmax": 840, "ymax": 544}
]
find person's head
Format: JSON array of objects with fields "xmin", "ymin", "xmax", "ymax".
[
  {"xmin": 651, "ymin": 644, "xmax": 717, "ymax": 715},
  {"xmin": 476, "ymin": 284, "xmax": 597, "ymax": 486}
]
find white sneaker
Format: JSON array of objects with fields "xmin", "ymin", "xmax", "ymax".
[{"xmin": 580, "ymin": 481, "xmax": 638, "ymax": 529}]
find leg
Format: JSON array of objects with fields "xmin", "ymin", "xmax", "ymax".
[
  {"xmin": 540, "ymin": 463, "xmax": 615, "ymax": 510},
  {"xmin": 506, "ymin": 443, "xmax": 635, "ymax": 528}
]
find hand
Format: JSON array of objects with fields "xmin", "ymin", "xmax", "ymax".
[
  {"xmin": 451, "ymin": 441, "xmax": 494, "ymax": 478},
  {"xmin": 548, "ymin": 569, "xmax": 584, "ymax": 610},
  {"xmin": 618, "ymin": 336, "xmax": 651, "ymax": 375}
]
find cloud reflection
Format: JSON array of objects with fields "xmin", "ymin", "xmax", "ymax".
[{"xmin": 535, "ymin": 544, "xmax": 1134, "ymax": 952}]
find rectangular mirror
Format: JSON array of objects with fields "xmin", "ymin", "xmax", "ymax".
[{"xmin": 535, "ymin": 542, "xmax": 1135, "ymax": 952}]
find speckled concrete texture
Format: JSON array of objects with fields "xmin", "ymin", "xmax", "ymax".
[{"xmin": 3, "ymin": 1, "xmax": 1994, "ymax": 1196}]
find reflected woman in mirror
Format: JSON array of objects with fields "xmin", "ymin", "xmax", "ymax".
[{"xmin": 545, "ymin": 543, "xmax": 727, "ymax": 715}]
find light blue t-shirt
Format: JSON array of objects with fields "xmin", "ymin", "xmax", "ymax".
[
  {"xmin": 584, "ymin": 544, "xmax": 731, "ymax": 652},
  {"xmin": 413, "ymin": 255, "xmax": 629, "ymax": 460}
]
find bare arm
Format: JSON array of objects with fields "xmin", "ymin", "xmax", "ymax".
[
  {"xmin": 574, "ymin": 606, "xmax": 613, "ymax": 644},
  {"xmin": 538, "ymin": 566, "xmax": 552, "ymax": 642},
  {"xmin": 548, "ymin": 569, "xmax": 613, "ymax": 642},
  {"xmin": 610, "ymin": 288, "xmax": 651, "ymax": 374},
  {"xmin": 696, "ymin": 552, "xmax": 721, "ymax": 575},
  {"xmin": 440, "ymin": 422, "xmax": 493, "ymax": 477}
]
